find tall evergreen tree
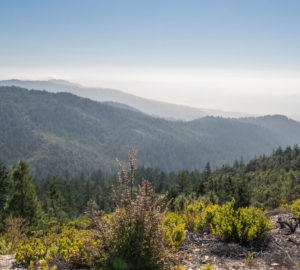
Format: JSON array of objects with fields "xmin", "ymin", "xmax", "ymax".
[
  {"xmin": 176, "ymin": 170, "xmax": 190, "ymax": 194},
  {"xmin": 203, "ymin": 162, "xmax": 211, "ymax": 181},
  {"xmin": 224, "ymin": 176, "xmax": 235, "ymax": 202},
  {"xmin": 45, "ymin": 177, "xmax": 66, "ymax": 222},
  {"xmin": 195, "ymin": 175, "xmax": 206, "ymax": 196},
  {"xmin": 7, "ymin": 160, "xmax": 43, "ymax": 227},
  {"xmin": 234, "ymin": 178, "xmax": 251, "ymax": 208},
  {"xmin": 0, "ymin": 162, "xmax": 9, "ymax": 221}
]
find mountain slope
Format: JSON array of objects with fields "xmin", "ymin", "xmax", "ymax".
[
  {"xmin": 0, "ymin": 86, "xmax": 299, "ymax": 176},
  {"xmin": 239, "ymin": 115, "xmax": 300, "ymax": 144},
  {"xmin": 208, "ymin": 144, "xmax": 300, "ymax": 209},
  {"xmin": 0, "ymin": 79, "xmax": 250, "ymax": 120}
]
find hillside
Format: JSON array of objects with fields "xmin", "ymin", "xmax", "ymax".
[
  {"xmin": 0, "ymin": 79, "xmax": 250, "ymax": 120},
  {"xmin": 205, "ymin": 145, "xmax": 300, "ymax": 209},
  {"xmin": 1, "ymin": 86, "xmax": 300, "ymax": 176}
]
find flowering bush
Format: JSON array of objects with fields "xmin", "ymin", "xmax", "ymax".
[
  {"xmin": 201, "ymin": 263, "xmax": 213, "ymax": 270},
  {"xmin": 210, "ymin": 200, "xmax": 273, "ymax": 243},
  {"xmin": 183, "ymin": 199, "xmax": 272, "ymax": 244},
  {"xmin": 0, "ymin": 239, "xmax": 12, "ymax": 255},
  {"xmin": 0, "ymin": 216, "xmax": 26, "ymax": 255},
  {"xmin": 163, "ymin": 212, "xmax": 186, "ymax": 249},
  {"xmin": 183, "ymin": 200, "xmax": 218, "ymax": 232},
  {"xmin": 88, "ymin": 149, "xmax": 181, "ymax": 270},
  {"xmin": 15, "ymin": 150, "xmax": 185, "ymax": 269},
  {"xmin": 15, "ymin": 225, "xmax": 97, "ymax": 267},
  {"xmin": 182, "ymin": 200, "xmax": 206, "ymax": 231},
  {"xmin": 16, "ymin": 237, "xmax": 46, "ymax": 265},
  {"xmin": 291, "ymin": 199, "xmax": 300, "ymax": 219}
]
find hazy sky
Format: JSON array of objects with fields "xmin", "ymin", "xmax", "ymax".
[{"xmin": 1, "ymin": 0, "xmax": 300, "ymax": 117}]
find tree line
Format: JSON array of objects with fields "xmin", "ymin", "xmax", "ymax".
[{"xmin": 1, "ymin": 145, "xmax": 300, "ymax": 230}]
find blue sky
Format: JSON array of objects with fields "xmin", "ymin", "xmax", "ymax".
[
  {"xmin": 1, "ymin": 0, "xmax": 299, "ymax": 68},
  {"xmin": 1, "ymin": 1, "xmax": 300, "ymax": 118}
]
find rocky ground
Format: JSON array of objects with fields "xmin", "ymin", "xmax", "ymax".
[
  {"xmin": 179, "ymin": 210, "xmax": 300, "ymax": 270},
  {"xmin": 0, "ymin": 255, "xmax": 26, "ymax": 270},
  {"xmin": 1, "ymin": 211, "xmax": 299, "ymax": 270}
]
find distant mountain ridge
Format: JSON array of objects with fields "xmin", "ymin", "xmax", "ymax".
[
  {"xmin": 0, "ymin": 79, "xmax": 252, "ymax": 121},
  {"xmin": 1, "ymin": 85, "xmax": 300, "ymax": 176}
]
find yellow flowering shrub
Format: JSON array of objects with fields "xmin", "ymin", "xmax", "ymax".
[
  {"xmin": 15, "ymin": 185, "xmax": 182, "ymax": 269},
  {"xmin": 210, "ymin": 200, "xmax": 273, "ymax": 243},
  {"xmin": 15, "ymin": 226, "xmax": 97, "ymax": 267},
  {"xmin": 201, "ymin": 263, "xmax": 213, "ymax": 270},
  {"xmin": 87, "ymin": 150, "xmax": 181, "ymax": 270},
  {"xmin": 15, "ymin": 151, "xmax": 196, "ymax": 269},
  {"xmin": 279, "ymin": 199, "xmax": 290, "ymax": 211},
  {"xmin": 39, "ymin": 260, "xmax": 49, "ymax": 270},
  {"xmin": 0, "ymin": 239, "xmax": 12, "ymax": 255},
  {"xmin": 56, "ymin": 228, "xmax": 98, "ymax": 266},
  {"xmin": 16, "ymin": 237, "xmax": 46, "ymax": 265},
  {"xmin": 290, "ymin": 199, "xmax": 300, "ymax": 219},
  {"xmin": 183, "ymin": 200, "xmax": 218, "ymax": 232},
  {"xmin": 89, "ymin": 182, "xmax": 181, "ymax": 270},
  {"xmin": 163, "ymin": 212, "xmax": 186, "ymax": 248},
  {"xmin": 0, "ymin": 216, "xmax": 26, "ymax": 254},
  {"xmin": 183, "ymin": 199, "xmax": 272, "ymax": 243},
  {"xmin": 183, "ymin": 200, "xmax": 206, "ymax": 231}
]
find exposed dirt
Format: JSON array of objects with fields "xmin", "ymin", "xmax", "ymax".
[{"xmin": 179, "ymin": 211, "xmax": 300, "ymax": 270}]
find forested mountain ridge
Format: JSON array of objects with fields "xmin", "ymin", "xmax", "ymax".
[
  {"xmin": 239, "ymin": 115, "xmax": 300, "ymax": 145},
  {"xmin": 131, "ymin": 145, "xmax": 300, "ymax": 210},
  {"xmin": 1, "ymin": 85, "xmax": 300, "ymax": 176},
  {"xmin": 0, "ymin": 79, "xmax": 250, "ymax": 120},
  {"xmin": 206, "ymin": 145, "xmax": 300, "ymax": 209}
]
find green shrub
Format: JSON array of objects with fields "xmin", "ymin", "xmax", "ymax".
[
  {"xmin": 15, "ymin": 227, "xmax": 97, "ymax": 267},
  {"xmin": 183, "ymin": 200, "xmax": 218, "ymax": 232},
  {"xmin": 0, "ymin": 215, "xmax": 26, "ymax": 254},
  {"xmin": 183, "ymin": 200, "xmax": 206, "ymax": 231},
  {"xmin": 163, "ymin": 212, "xmax": 186, "ymax": 249},
  {"xmin": 210, "ymin": 200, "xmax": 273, "ymax": 244},
  {"xmin": 88, "ymin": 150, "xmax": 180, "ymax": 270},
  {"xmin": 290, "ymin": 199, "xmax": 300, "ymax": 219},
  {"xmin": 201, "ymin": 263, "xmax": 213, "ymax": 270},
  {"xmin": 0, "ymin": 239, "xmax": 12, "ymax": 255},
  {"xmin": 16, "ymin": 150, "xmax": 183, "ymax": 269},
  {"xmin": 16, "ymin": 237, "xmax": 46, "ymax": 265}
]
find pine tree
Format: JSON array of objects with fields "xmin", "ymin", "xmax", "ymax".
[
  {"xmin": 224, "ymin": 176, "xmax": 235, "ymax": 202},
  {"xmin": 195, "ymin": 177, "xmax": 206, "ymax": 196},
  {"xmin": 203, "ymin": 162, "xmax": 211, "ymax": 181},
  {"xmin": 176, "ymin": 170, "xmax": 190, "ymax": 194},
  {"xmin": 234, "ymin": 178, "xmax": 251, "ymax": 208},
  {"xmin": 45, "ymin": 177, "xmax": 66, "ymax": 222},
  {"xmin": 0, "ymin": 162, "xmax": 9, "ymax": 222},
  {"xmin": 7, "ymin": 160, "xmax": 43, "ymax": 227},
  {"xmin": 63, "ymin": 182, "xmax": 76, "ymax": 217}
]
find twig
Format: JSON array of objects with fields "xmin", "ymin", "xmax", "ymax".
[{"xmin": 271, "ymin": 236, "xmax": 296, "ymax": 267}]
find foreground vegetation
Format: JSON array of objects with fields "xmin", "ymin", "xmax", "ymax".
[{"xmin": 0, "ymin": 147, "xmax": 299, "ymax": 269}]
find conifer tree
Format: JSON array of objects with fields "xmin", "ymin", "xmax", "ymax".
[
  {"xmin": 0, "ymin": 162, "xmax": 9, "ymax": 221},
  {"xmin": 203, "ymin": 162, "xmax": 211, "ymax": 181},
  {"xmin": 234, "ymin": 178, "xmax": 251, "ymax": 208},
  {"xmin": 45, "ymin": 177, "xmax": 66, "ymax": 222},
  {"xmin": 224, "ymin": 176, "xmax": 235, "ymax": 202},
  {"xmin": 195, "ymin": 177, "xmax": 206, "ymax": 196},
  {"xmin": 7, "ymin": 160, "xmax": 43, "ymax": 227},
  {"xmin": 176, "ymin": 170, "xmax": 190, "ymax": 194}
]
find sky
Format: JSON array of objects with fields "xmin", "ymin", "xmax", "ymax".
[{"xmin": 1, "ymin": 0, "xmax": 300, "ymax": 118}]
